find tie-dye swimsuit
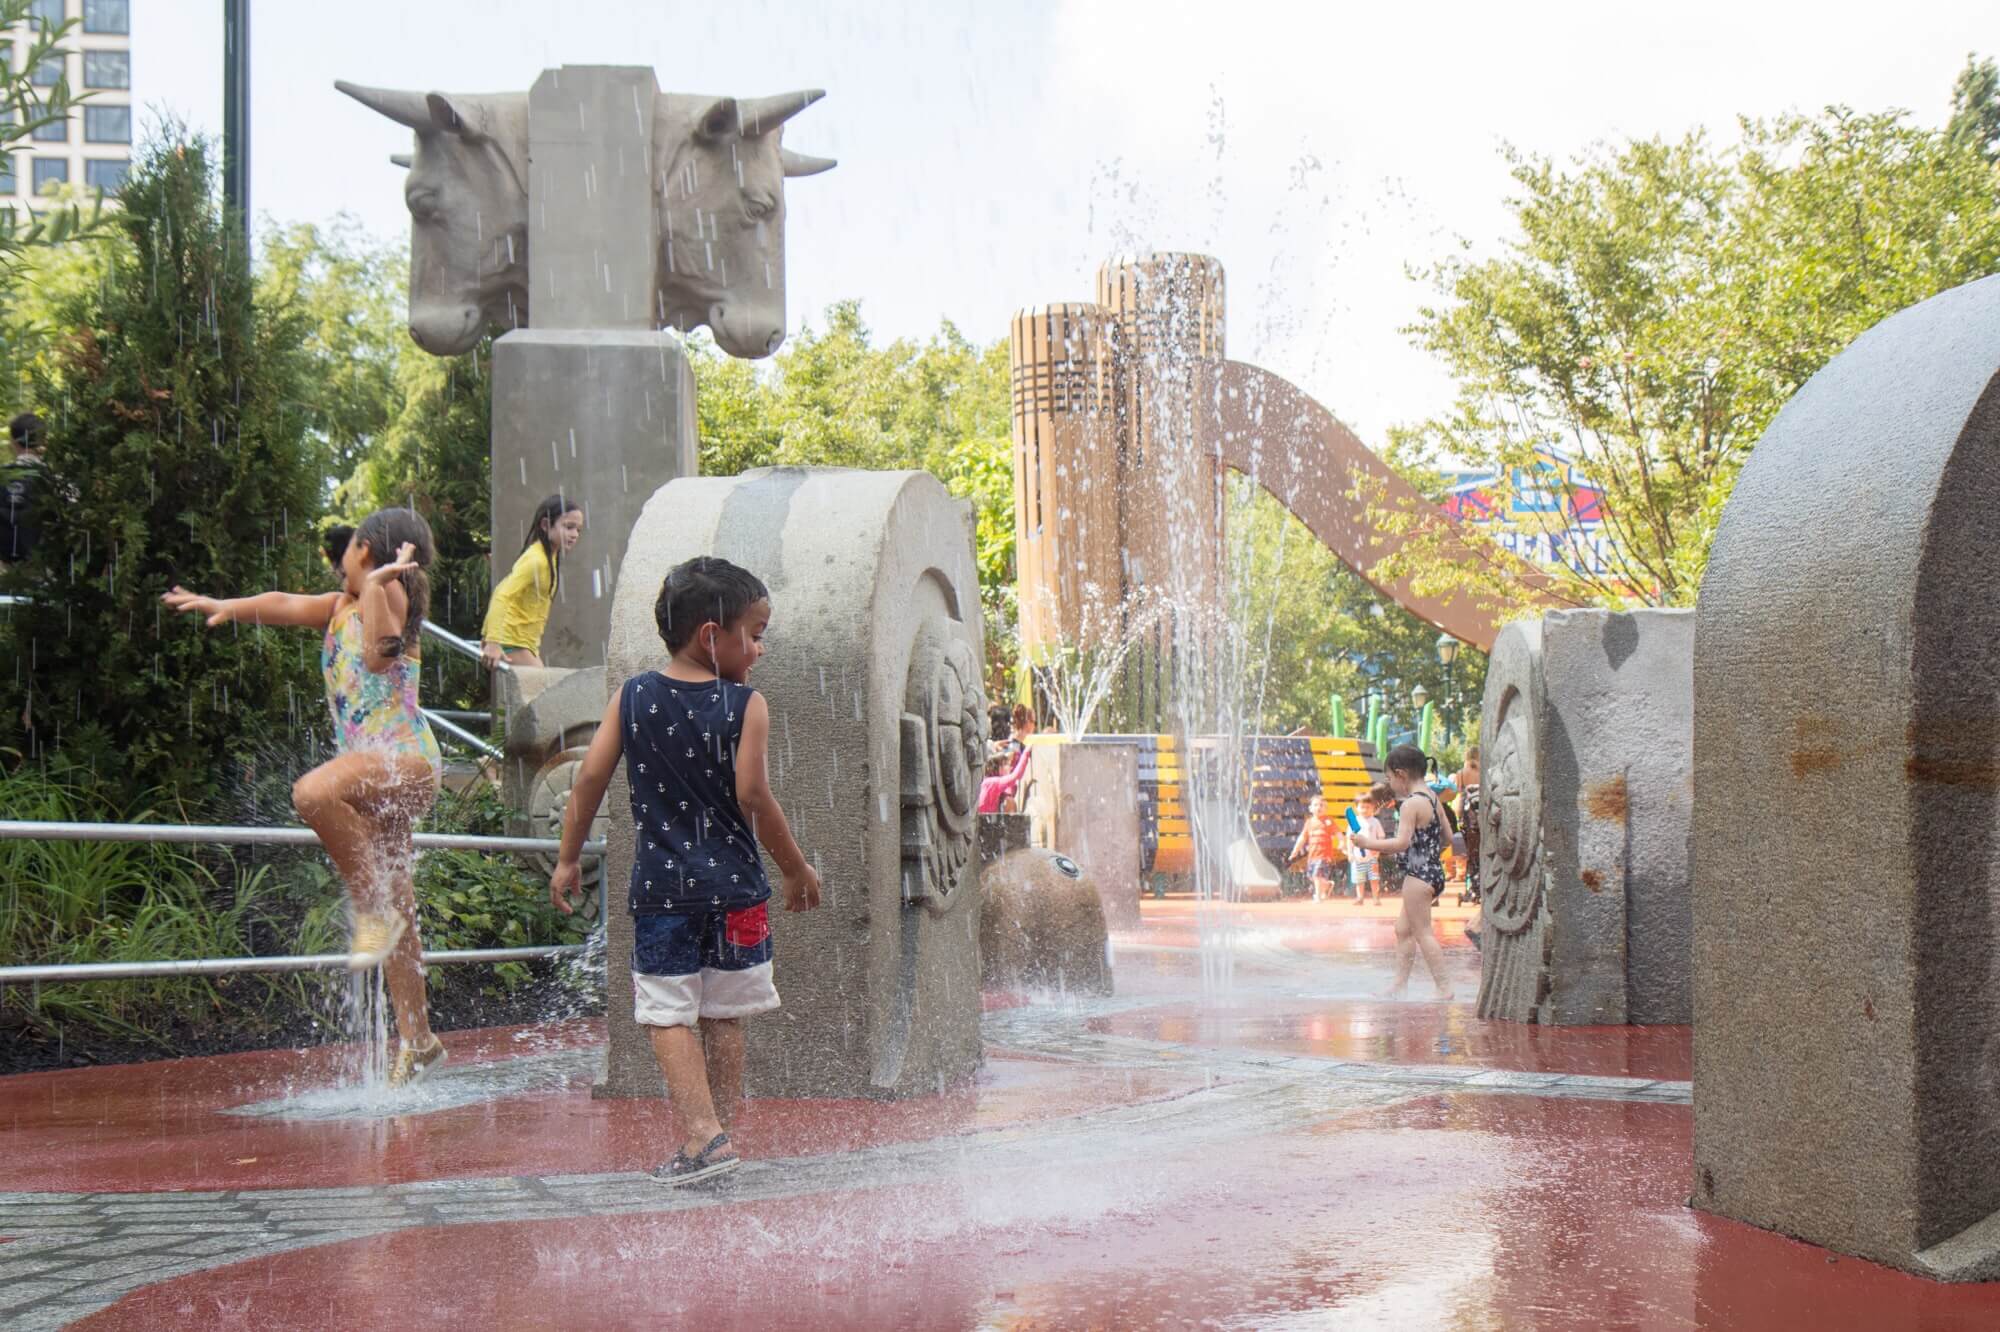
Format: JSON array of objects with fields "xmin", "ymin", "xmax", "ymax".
[{"xmin": 320, "ymin": 602, "xmax": 442, "ymax": 769}]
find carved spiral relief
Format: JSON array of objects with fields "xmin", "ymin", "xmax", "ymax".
[
  {"xmin": 899, "ymin": 619, "xmax": 987, "ymax": 909},
  {"xmin": 1481, "ymin": 682, "xmax": 1543, "ymax": 936}
]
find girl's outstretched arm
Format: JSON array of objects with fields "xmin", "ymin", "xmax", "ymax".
[{"xmin": 162, "ymin": 586, "xmax": 341, "ymax": 629}]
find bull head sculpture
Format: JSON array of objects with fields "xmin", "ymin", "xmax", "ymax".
[
  {"xmin": 655, "ymin": 89, "xmax": 835, "ymax": 359},
  {"xmin": 336, "ymin": 76, "xmax": 833, "ymax": 361},
  {"xmin": 336, "ymin": 81, "xmax": 531, "ymax": 356}
]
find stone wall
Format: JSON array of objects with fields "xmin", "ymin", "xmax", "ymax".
[
  {"xmin": 1477, "ymin": 608, "xmax": 1693, "ymax": 1025},
  {"xmin": 1692, "ymin": 274, "xmax": 2000, "ymax": 1280}
]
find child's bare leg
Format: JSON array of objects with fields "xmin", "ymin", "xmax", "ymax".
[
  {"xmin": 651, "ymin": 1024, "xmax": 727, "ymax": 1158},
  {"xmin": 380, "ymin": 813, "xmax": 436, "ymax": 1047},
  {"xmin": 292, "ymin": 753, "xmax": 389, "ymax": 908},
  {"xmin": 700, "ymin": 1017, "xmax": 745, "ymax": 1129},
  {"xmin": 1406, "ymin": 881, "xmax": 1454, "ymax": 999},
  {"xmin": 1383, "ymin": 888, "xmax": 1417, "ymax": 997}
]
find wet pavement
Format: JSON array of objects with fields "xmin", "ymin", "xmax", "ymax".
[{"xmin": 2, "ymin": 898, "xmax": 1997, "ymax": 1329}]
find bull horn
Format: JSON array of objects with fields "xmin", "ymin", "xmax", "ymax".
[
  {"xmin": 389, "ymin": 153, "xmax": 413, "ymax": 169},
  {"xmin": 335, "ymin": 80, "xmax": 432, "ymax": 132},
  {"xmin": 781, "ymin": 149, "xmax": 837, "ymax": 177},
  {"xmin": 737, "ymin": 89, "xmax": 825, "ymax": 136}
]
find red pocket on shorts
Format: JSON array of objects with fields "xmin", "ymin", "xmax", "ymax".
[{"xmin": 724, "ymin": 903, "xmax": 770, "ymax": 948}]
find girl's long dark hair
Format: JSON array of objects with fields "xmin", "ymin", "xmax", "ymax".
[
  {"xmin": 522, "ymin": 493, "xmax": 582, "ymax": 592},
  {"xmin": 353, "ymin": 507, "xmax": 436, "ymax": 659}
]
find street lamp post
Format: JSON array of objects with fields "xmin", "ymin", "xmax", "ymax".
[{"xmin": 1436, "ymin": 633, "xmax": 1461, "ymax": 745}]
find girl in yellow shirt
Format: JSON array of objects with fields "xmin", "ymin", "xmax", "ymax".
[{"xmin": 482, "ymin": 494, "xmax": 584, "ymax": 668}]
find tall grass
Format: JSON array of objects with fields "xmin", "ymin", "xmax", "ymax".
[
  {"xmin": 1, "ymin": 755, "xmax": 594, "ymax": 1052},
  {"xmin": 0, "ymin": 754, "xmax": 303, "ymax": 1043}
]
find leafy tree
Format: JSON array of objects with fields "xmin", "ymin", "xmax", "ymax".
[
  {"xmin": 0, "ymin": 0, "xmax": 106, "ymax": 282},
  {"xmin": 1948, "ymin": 53, "xmax": 2000, "ymax": 162},
  {"xmin": 689, "ymin": 302, "xmax": 1017, "ymax": 675},
  {"xmin": 1379, "ymin": 105, "xmax": 2000, "ymax": 612},
  {"xmin": 1228, "ymin": 481, "xmax": 1486, "ymax": 750},
  {"xmin": 338, "ymin": 340, "xmax": 494, "ymax": 712},
  {"xmin": 0, "ymin": 132, "xmax": 326, "ymax": 809},
  {"xmin": 257, "ymin": 218, "xmax": 405, "ymax": 484}
]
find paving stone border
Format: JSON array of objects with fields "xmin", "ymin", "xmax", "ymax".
[{"xmin": 0, "ymin": 1001, "xmax": 1691, "ymax": 1328}]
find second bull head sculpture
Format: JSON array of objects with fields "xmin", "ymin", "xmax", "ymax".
[{"xmin": 335, "ymin": 79, "xmax": 835, "ymax": 359}]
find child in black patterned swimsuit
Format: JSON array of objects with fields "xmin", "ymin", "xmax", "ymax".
[{"xmin": 1351, "ymin": 744, "xmax": 1455, "ymax": 1001}]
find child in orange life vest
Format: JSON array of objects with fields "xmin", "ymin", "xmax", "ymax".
[{"xmin": 1288, "ymin": 795, "xmax": 1343, "ymax": 902}]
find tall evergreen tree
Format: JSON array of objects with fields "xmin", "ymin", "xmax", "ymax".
[
  {"xmin": 0, "ymin": 133, "xmax": 326, "ymax": 808},
  {"xmin": 1947, "ymin": 53, "xmax": 2000, "ymax": 163}
]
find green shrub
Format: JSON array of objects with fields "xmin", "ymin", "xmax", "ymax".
[{"xmin": 0, "ymin": 756, "xmax": 307, "ymax": 1043}]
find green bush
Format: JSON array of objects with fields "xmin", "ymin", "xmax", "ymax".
[
  {"xmin": 0, "ymin": 129, "xmax": 327, "ymax": 810},
  {"xmin": 0, "ymin": 756, "xmax": 310, "ymax": 1044}
]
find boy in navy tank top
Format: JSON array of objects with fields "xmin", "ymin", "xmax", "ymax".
[{"xmin": 551, "ymin": 556, "xmax": 821, "ymax": 1187}]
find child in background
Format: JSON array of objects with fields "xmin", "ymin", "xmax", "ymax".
[
  {"xmin": 1345, "ymin": 791, "xmax": 1383, "ymax": 905},
  {"xmin": 979, "ymin": 744, "xmax": 1031, "ymax": 815},
  {"xmin": 481, "ymin": 493, "xmax": 585, "ymax": 669},
  {"xmin": 1352, "ymin": 746, "xmax": 1456, "ymax": 1001},
  {"xmin": 1288, "ymin": 795, "xmax": 1342, "ymax": 902},
  {"xmin": 550, "ymin": 556, "xmax": 820, "ymax": 1187},
  {"xmin": 165, "ymin": 508, "xmax": 449, "ymax": 1085}
]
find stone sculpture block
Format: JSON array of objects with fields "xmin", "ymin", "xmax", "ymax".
[
  {"xmin": 1021, "ymin": 740, "xmax": 1143, "ymax": 928},
  {"xmin": 336, "ymin": 68, "xmax": 835, "ymax": 358},
  {"xmin": 1692, "ymin": 274, "xmax": 2000, "ymax": 1281},
  {"xmin": 598, "ymin": 467, "xmax": 987, "ymax": 1100},
  {"xmin": 981, "ymin": 848, "xmax": 1112, "ymax": 995},
  {"xmin": 490, "ymin": 329, "xmax": 698, "ymax": 667},
  {"xmin": 1476, "ymin": 608, "xmax": 1693, "ymax": 1025}
]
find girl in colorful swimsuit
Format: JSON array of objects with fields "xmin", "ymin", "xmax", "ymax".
[
  {"xmin": 164, "ymin": 508, "xmax": 448, "ymax": 1086},
  {"xmin": 1352, "ymin": 743, "xmax": 1456, "ymax": 1001}
]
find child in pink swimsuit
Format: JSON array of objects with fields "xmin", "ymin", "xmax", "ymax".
[{"xmin": 165, "ymin": 507, "xmax": 447, "ymax": 1087}]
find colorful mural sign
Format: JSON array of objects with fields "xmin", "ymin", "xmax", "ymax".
[{"xmin": 1441, "ymin": 449, "xmax": 1618, "ymax": 578}]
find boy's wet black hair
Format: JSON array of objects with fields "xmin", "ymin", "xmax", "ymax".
[
  {"xmin": 322, "ymin": 524, "xmax": 354, "ymax": 570},
  {"xmin": 654, "ymin": 556, "xmax": 770, "ymax": 652},
  {"xmin": 1385, "ymin": 744, "xmax": 1428, "ymax": 778}
]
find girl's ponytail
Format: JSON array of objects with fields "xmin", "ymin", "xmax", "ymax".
[{"xmin": 353, "ymin": 507, "xmax": 437, "ymax": 659}]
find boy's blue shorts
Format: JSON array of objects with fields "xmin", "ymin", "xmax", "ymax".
[{"xmin": 630, "ymin": 903, "xmax": 779, "ymax": 1030}]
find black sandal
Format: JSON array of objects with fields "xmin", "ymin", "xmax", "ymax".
[{"xmin": 650, "ymin": 1132, "xmax": 741, "ymax": 1187}]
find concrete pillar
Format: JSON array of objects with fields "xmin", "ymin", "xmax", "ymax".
[
  {"xmin": 491, "ymin": 66, "xmax": 697, "ymax": 669},
  {"xmin": 1021, "ymin": 739, "xmax": 1143, "ymax": 930},
  {"xmin": 598, "ymin": 467, "xmax": 987, "ymax": 1100},
  {"xmin": 1476, "ymin": 609, "xmax": 1693, "ymax": 1025},
  {"xmin": 1692, "ymin": 273, "xmax": 2000, "ymax": 1280}
]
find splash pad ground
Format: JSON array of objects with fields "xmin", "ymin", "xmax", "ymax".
[{"xmin": 2, "ymin": 900, "xmax": 1994, "ymax": 1330}]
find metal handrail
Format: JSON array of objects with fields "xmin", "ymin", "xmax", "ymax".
[
  {"xmin": 0, "ymin": 945, "xmax": 590, "ymax": 984},
  {"xmin": 0, "ymin": 820, "xmax": 607, "ymax": 983},
  {"xmin": 427, "ymin": 709, "xmax": 493, "ymax": 725},
  {"xmin": 0, "ymin": 820, "xmax": 604, "ymax": 856},
  {"xmin": 423, "ymin": 619, "xmax": 509, "ymax": 672},
  {"xmin": 422, "ymin": 708, "xmax": 503, "ymax": 761}
]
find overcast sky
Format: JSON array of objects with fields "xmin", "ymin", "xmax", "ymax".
[{"xmin": 133, "ymin": 0, "xmax": 1993, "ymax": 443}]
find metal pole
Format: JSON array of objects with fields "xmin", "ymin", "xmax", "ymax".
[
  {"xmin": 422, "ymin": 619, "xmax": 509, "ymax": 672},
  {"xmin": 0, "ymin": 820, "xmax": 604, "ymax": 857},
  {"xmin": 422, "ymin": 708, "xmax": 503, "ymax": 761},
  {"xmin": 222, "ymin": 0, "xmax": 250, "ymax": 244},
  {"xmin": 0, "ymin": 944, "xmax": 589, "ymax": 985}
]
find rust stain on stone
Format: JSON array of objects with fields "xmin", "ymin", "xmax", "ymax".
[
  {"xmin": 1789, "ymin": 748, "xmax": 1842, "ymax": 778},
  {"xmin": 1863, "ymin": 997, "xmax": 1876, "ymax": 1022},
  {"xmin": 1581, "ymin": 869, "xmax": 1605, "ymax": 893},
  {"xmin": 1584, "ymin": 775, "xmax": 1627, "ymax": 821},
  {"xmin": 1905, "ymin": 755, "xmax": 2000, "ymax": 790}
]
